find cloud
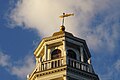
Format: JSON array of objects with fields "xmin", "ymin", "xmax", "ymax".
[
  {"xmin": 85, "ymin": 12, "xmax": 120, "ymax": 51},
  {"xmin": 10, "ymin": 55, "xmax": 35, "ymax": 79},
  {"xmin": 100, "ymin": 72, "xmax": 114, "ymax": 80},
  {"xmin": 98, "ymin": 59, "xmax": 120, "ymax": 80},
  {"xmin": 0, "ymin": 52, "xmax": 11, "ymax": 67},
  {"xmin": 114, "ymin": 59, "xmax": 120, "ymax": 72},
  {"xmin": 0, "ymin": 51, "xmax": 35, "ymax": 80},
  {"xmin": 9, "ymin": 0, "xmax": 120, "ymax": 52}
]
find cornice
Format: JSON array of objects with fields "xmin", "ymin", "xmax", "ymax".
[
  {"xmin": 29, "ymin": 65, "xmax": 66, "ymax": 80},
  {"xmin": 67, "ymin": 66, "xmax": 99, "ymax": 80}
]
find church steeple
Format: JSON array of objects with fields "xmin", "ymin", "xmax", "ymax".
[{"xmin": 27, "ymin": 13, "xmax": 99, "ymax": 80}]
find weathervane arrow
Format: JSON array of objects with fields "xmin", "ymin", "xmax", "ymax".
[{"xmin": 59, "ymin": 13, "xmax": 74, "ymax": 26}]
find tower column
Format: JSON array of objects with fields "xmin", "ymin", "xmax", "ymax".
[
  {"xmin": 80, "ymin": 46, "xmax": 84, "ymax": 70},
  {"xmin": 35, "ymin": 57, "xmax": 39, "ymax": 65},
  {"xmin": 44, "ymin": 44, "xmax": 48, "ymax": 61},
  {"xmin": 63, "ymin": 40, "xmax": 66, "ymax": 65},
  {"xmin": 35, "ymin": 57, "xmax": 41, "ymax": 71},
  {"xmin": 48, "ymin": 49, "xmax": 50, "ymax": 60},
  {"xmin": 80, "ymin": 46, "xmax": 84, "ymax": 62}
]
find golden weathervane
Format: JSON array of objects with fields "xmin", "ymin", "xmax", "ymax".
[{"xmin": 59, "ymin": 13, "xmax": 74, "ymax": 26}]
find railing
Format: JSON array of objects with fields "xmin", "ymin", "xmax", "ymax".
[
  {"xmin": 67, "ymin": 58, "xmax": 92, "ymax": 73},
  {"xmin": 39, "ymin": 57, "xmax": 92, "ymax": 73},
  {"xmin": 41, "ymin": 57, "xmax": 64, "ymax": 71}
]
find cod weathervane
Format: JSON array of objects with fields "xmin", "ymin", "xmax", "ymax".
[{"xmin": 59, "ymin": 13, "xmax": 74, "ymax": 31}]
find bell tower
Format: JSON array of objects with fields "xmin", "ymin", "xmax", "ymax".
[{"xmin": 27, "ymin": 13, "xmax": 99, "ymax": 80}]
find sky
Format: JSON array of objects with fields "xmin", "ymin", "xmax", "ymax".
[{"xmin": 0, "ymin": 0, "xmax": 120, "ymax": 80}]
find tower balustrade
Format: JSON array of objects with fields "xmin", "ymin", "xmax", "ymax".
[{"xmin": 39, "ymin": 57, "xmax": 92, "ymax": 73}]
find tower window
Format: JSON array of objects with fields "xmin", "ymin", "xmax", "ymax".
[
  {"xmin": 51, "ymin": 49, "xmax": 61, "ymax": 59},
  {"xmin": 67, "ymin": 50, "xmax": 76, "ymax": 60}
]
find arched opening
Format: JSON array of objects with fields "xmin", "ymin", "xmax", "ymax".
[
  {"xmin": 67, "ymin": 50, "xmax": 76, "ymax": 60},
  {"xmin": 51, "ymin": 49, "xmax": 61, "ymax": 59}
]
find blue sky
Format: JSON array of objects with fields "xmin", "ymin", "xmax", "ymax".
[{"xmin": 0, "ymin": 0, "xmax": 120, "ymax": 80}]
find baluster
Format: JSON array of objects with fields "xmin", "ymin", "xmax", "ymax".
[
  {"xmin": 68, "ymin": 59, "xmax": 70, "ymax": 66},
  {"xmin": 71, "ymin": 59, "xmax": 73, "ymax": 67},
  {"xmin": 76, "ymin": 61, "xmax": 77, "ymax": 68},
  {"xmin": 44, "ymin": 63, "xmax": 46, "ymax": 70},
  {"xmin": 74, "ymin": 61, "xmax": 76, "ymax": 68},
  {"xmin": 83, "ymin": 64, "xmax": 85, "ymax": 71},
  {"xmin": 58, "ymin": 60, "xmax": 60, "ymax": 67},
  {"xmin": 85, "ymin": 64, "xmax": 86, "ymax": 71},
  {"xmin": 86, "ymin": 65, "xmax": 87, "ymax": 71},
  {"xmin": 61, "ymin": 59, "xmax": 63, "ymax": 65},
  {"xmin": 76, "ymin": 62, "xmax": 78, "ymax": 68},
  {"xmin": 51, "ymin": 61, "xmax": 53, "ymax": 68},
  {"xmin": 76, "ymin": 62, "xmax": 79, "ymax": 69},
  {"xmin": 47, "ymin": 62, "xmax": 49, "ymax": 69},
  {"xmin": 79, "ymin": 62, "xmax": 82, "ymax": 70},
  {"xmin": 60, "ymin": 59, "xmax": 62, "ymax": 66},
  {"xmin": 72, "ymin": 60, "xmax": 74, "ymax": 67},
  {"xmin": 40, "ymin": 64, "xmax": 42, "ymax": 71},
  {"xmin": 79, "ymin": 62, "xmax": 81, "ymax": 69},
  {"xmin": 87, "ymin": 66, "xmax": 89, "ymax": 72},
  {"xmin": 49, "ymin": 61, "xmax": 51, "ymax": 69},
  {"xmin": 78, "ymin": 63, "xmax": 81, "ymax": 69},
  {"xmin": 45, "ymin": 63, "xmax": 47, "ymax": 70},
  {"xmin": 69, "ymin": 59, "xmax": 71, "ymax": 66},
  {"xmin": 42, "ymin": 64, "xmax": 44, "ymax": 71},
  {"xmin": 55, "ymin": 61, "xmax": 57, "ymax": 67},
  {"xmin": 53, "ymin": 61, "xmax": 55, "ymax": 68},
  {"xmin": 70, "ymin": 59, "xmax": 72, "ymax": 66},
  {"xmin": 81, "ymin": 63, "xmax": 83, "ymax": 70},
  {"xmin": 85, "ymin": 64, "xmax": 87, "ymax": 71},
  {"xmin": 73, "ymin": 60, "xmax": 74, "ymax": 67},
  {"xmin": 56, "ymin": 60, "xmax": 58, "ymax": 67}
]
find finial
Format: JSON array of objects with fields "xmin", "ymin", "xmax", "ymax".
[
  {"xmin": 59, "ymin": 13, "xmax": 74, "ymax": 31},
  {"xmin": 60, "ymin": 25, "xmax": 65, "ymax": 31}
]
